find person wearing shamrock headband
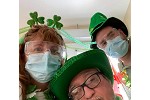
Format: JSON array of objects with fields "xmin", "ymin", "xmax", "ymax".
[
  {"xmin": 50, "ymin": 49, "xmax": 123, "ymax": 100},
  {"xmin": 19, "ymin": 25, "xmax": 67, "ymax": 100}
]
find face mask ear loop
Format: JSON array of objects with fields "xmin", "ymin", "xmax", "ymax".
[{"xmin": 117, "ymin": 29, "xmax": 129, "ymax": 42}]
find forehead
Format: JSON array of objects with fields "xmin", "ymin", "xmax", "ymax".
[
  {"xmin": 76, "ymin": 68, "xmax": 98, "ymax": 77},
  {"xmin": 29, "ymin": 35, "xmax": 43, "ymax": 41},
  {"xmin": 24, "ymin": 27, "xmax": 63, "ymax": 45},
  {"xmin": 70, "ymin": 68, "xmax": 98, "ymax": 85},
  {"xmin": 26, "ymin": 33, "xmax": 60, "ymax": 44},
  {"xmin": 96, "ymin": 26, "xmax": 113, "ymax": 41}
]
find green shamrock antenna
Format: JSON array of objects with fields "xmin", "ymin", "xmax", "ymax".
[
  {"xmin": 20, "ymin": 11, "xmax": 64, "ymax": 44},
  {"xmin": 27, "ymin": 11, "xmax": 45, "ymax": 27},
  {"xmin": 26, "ymin": 11, "xmax": 63, "ymax": 30},
  {"xmin": 47, "ymin": 15, "xmax": 63, "ymax": 30}
]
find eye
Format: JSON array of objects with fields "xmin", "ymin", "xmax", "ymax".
[
  {"xmin": 86, "ymin": 76, "xmax": 96, "ymax": 85},
  {"xmin": 107, "ymin": 30, "xmax": 116, "ymax": 40},
  {"xmin": 71, "ymin": 87, "xmax": 81, "ymax": 97},
  {"xmin": 50, "ymin": 46, "xmax": 61, "ymax": 55},
  {"xmin": 101, "ymin": 41, "xmax": 107, "ymax": 48},
  {"xmin": 33, "ymin": 47, "xmax": 43, "ymax": 53},
  {"xmin": 86, "ymin": 74, "xmax": 100, "ymax": 86},
  {"xmin": 109, "ymin": 33, "xmax": 115, "ymax": 39},
  {"xmin": 52, "ymin": 50, "xmax": 60, "ymax": 55}
]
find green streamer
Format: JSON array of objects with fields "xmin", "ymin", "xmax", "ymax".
[
  {"xmin": 57, "ymin": 29, "xmax": 90, "ymax": 49},
  {"xmin": 19, "ymin": 26, "xmax": 30, "ymax": 31},
  {"xmin": 19, "ymin": 26, "xmax": 30, "ymax": 34},
  {"xmin": 19, "ymin": 35, "xmax": 25, "ymax": 44},
  {"xmin": 84, "ymin": 41, "xmax": 96, "ymax": 44}
]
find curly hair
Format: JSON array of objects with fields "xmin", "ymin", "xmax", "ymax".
[{"xmin": 19, "ymin": 25, "xmax": 65, "ymax": 100}]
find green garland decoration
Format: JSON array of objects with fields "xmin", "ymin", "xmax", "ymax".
[
  {"xmin": 19, "ymin": 26, "xmax": 30, "ymax": 34},
  {"xmin": 19, "ymin": 35, "xmax": 25, "ymax": 44}
]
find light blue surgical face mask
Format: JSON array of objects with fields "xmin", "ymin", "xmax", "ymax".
[
  {"xmin": 25, "ymin": 51, "xmax": 61, "ymax": 83},
  {"xmin": 104, "ymin": 36, "xmax": 129, "ymax": 58}
]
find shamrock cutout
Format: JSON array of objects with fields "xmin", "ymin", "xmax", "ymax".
[
  {"xmin": 47, "ymin": 15, "xmax": 63, "ymax": 30},
  {"xmin": 27, "ymin": 11, "xmax": 45, "ymax": 27}
]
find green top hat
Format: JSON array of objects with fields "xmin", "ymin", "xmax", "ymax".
[
  {"xmin": 50, "ymin": 49, "xmax": 113, "ymax": 100},
  {"xmin": 89, "ymin": 12, "xmax": 128, "ymax": 49}
]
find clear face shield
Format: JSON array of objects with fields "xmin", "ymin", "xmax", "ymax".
[{"xmin": 24, "ymin": 41, "xmax": 67, "ymax": 60}]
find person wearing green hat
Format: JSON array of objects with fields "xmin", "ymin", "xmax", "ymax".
[
  {"xmin": 50, "ymin": 49, "xmax": 122, "ymax": 100},
  {"xmin": 89, "ymin": 12, "xmax": 131, "ymax": 82}
]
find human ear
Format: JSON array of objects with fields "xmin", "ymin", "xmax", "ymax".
[{"xmin": 118, "ymin": 29, "xmax": 127, "ymax": 40}]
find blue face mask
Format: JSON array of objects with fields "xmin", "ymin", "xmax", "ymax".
[
  {"xmin": 104, "ymin": 36, "xmax": 129, "ymax": 58},
  {"xmin": 25, "ymin": 52, "xmax": 61, "ymax": 83}
]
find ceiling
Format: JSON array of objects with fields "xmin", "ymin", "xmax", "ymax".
[{"xmin": 19, "ymin": 0, "xmax": 130, "ymax": 44}]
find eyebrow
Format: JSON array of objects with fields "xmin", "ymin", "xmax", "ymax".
[
  {"xmin": 100, "ymin": 30, "xmax": 113, "ymax": 44},
  {"xmin": 99, "ymin": 40, "xmax": 105, "ymax": 45},
  {"xmin": 32, "ymin": 43, "xmax": 43, "ymax": 47},
  {"xmin": 106, "ymin": 30, "xmax": 113, "ymax": 38}
]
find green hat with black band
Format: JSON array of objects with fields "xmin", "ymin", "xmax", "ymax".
[
  {"xmin": 50, "ymin": 49, "xmax": 113, "ymax": 100},
  {"xmin": 89, "ymin": 12, "xmax": 128, "ymax": 49}
]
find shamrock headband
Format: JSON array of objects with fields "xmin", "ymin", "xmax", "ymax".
[{"xmin": 19, "ymin": 11, "xmax": 63, "ymax": 44}]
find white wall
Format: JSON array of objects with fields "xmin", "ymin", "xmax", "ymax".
[
  {"xmin": 123, "ymin": 1, "xmax": 131, "ymax": 37},
  {"xmin": 66, "ymin": 42, "xmax": 90, "ymax": 59}
]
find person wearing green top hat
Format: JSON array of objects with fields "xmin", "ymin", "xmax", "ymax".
[
  {"xmin": 50, "ymin": 49, "xmax": 122, "ymax": 100},
  {"xmin": 89, "ymin": 12, "xmax": 131, "ymax": 83}
]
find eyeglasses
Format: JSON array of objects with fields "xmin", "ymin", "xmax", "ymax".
[
  {"xmin": 24, "ymin": 41, "xmax": 66, "ymax": 59},
  {"xmin": 97, "ymin": 28, "xmax": 119, "ymax": 49},
  {"xmin": 68, "ymin": 72, "xmax": 101, "ymax": 100}
]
